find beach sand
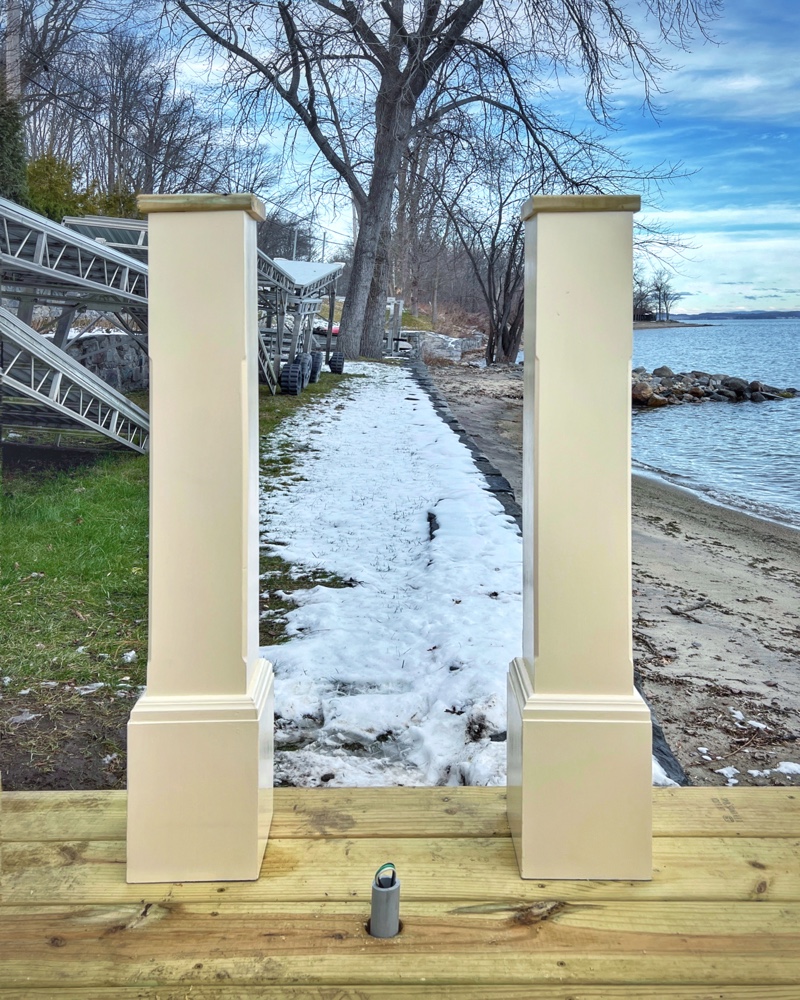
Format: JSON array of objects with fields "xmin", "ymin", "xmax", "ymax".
[{"xmin": 427, "ymin": 360, "xmax": 800, "ymax": 787}]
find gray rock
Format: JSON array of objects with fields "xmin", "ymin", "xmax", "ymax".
[
  {"xmin": 722, "ymin": 376, "xmax": 749, "ymax": 394},
  {"xmin": 632, "ymin": 382, "xmax": 654, "ymax": 405},
  {"xmin": 652, "ymin": 365, "xmax": 674, "ymax": 378},
  {"xmin": 751, "ymin": 391, "xmax": 766, "ymax": 402}
]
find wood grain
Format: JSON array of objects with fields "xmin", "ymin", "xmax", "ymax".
[
  {"xmin": 4, "ymin": 990, "xmax": 800, "ymax": 999},
  {"xmin": 4, "ymin": 787, "xmax": 798, "ymax": 843},
  {"xmin": 1, "ymin": 902, "xmax": 797, "ymax": 988},
  {"xmin": 2, "ymin": 785, "xmax": 798, "ymax": 994},
  {"xmin": 3, "ymin": 835, "xmax": 798, "ymax": 905}
]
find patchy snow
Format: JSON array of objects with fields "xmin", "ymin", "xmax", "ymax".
[
  {"xmin": 9, "ymin": 709, "xmax": 41, "ymax": 725},
  {"xmin": 749, "ymin": 762, "xmax": 800, "ymax": 779},
  {"xmin": 259, "ymin": 361, "xmax": 675, "ymax": 788},
  {"xmin": 652, "ymin": 758, "xmax": 679, "ymax": 787},
  {"xmin": 716, "ymin": 765, "xmax": 740, "ymax": 786}
]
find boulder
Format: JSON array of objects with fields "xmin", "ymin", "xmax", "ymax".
[
  {"xmin": 751, "ymin": 391, "xmax": 766, "ymax": 402},
  {"xmin": 647, "ymin": 394, "xmax": 669, "ymax": 408},
  {"xmin": 722, "ymin": 377, "xmax": 749, "ymax": 394},
  {"xmin": 632, "ymin": 382, "xmax": 654, "ymax": 405},
  {"xmin": 652, "ymin": 365, "xmax": 674, "ymax": 378},
  {"xmin": 632, "ymin": 365, "xmax": 647, "ymax": 375}
]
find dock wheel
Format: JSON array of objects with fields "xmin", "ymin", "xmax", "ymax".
[
  {"xmin": 295, "ymin": 352, "xmax": 313, "ymax": 388},
  {"xmin": 310, "ymin": 351, "xmax": 324, "ymax": 383},
  {"xmin": 280, "ymin": 362, "xmax": 304, "ymax": 395}
]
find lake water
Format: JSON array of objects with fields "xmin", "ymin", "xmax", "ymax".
[{"xmin": 632, "ymin": 318, "xmax": 800, "ymax": 528}]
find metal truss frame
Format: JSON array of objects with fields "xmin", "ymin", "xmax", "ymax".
[
  {"xmin": 0, "ymin": 197, "xmax": 148, "ymax": 312},
  {"xmin": 0, "ymin": 305, "xmax": 149, "ymax": 453}
]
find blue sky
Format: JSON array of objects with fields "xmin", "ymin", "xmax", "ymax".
[
  {"xmin": 190, "ymin": 2, "xmax": 797, "ymax": 314},
  {"xmin": 607, "ymin": 0, "xmax": 800, "ymax": 314}
]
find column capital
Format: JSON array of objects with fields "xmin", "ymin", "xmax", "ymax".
[
  {"xmin": 137, "ymin": 192, "xmax": 266, "ymax": 222},
  {"xmin": 521, "ymin": 194, "xmax": 640, "ymax": 221}
]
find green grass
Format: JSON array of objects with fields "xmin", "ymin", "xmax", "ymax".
[
  {"xmin": 400, "ymin": 309, "xmax": 434, "ymax": 331},
  {"xmin": 0, "ymin": 371, "xmax": 357, "ymax": 690},
  {"xmin": 1, "ymin": 453, "xmax": 150, "ymax": 688}
]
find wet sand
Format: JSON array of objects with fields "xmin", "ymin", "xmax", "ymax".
[{"xmin": 428, "ymin": 361, "xmax": 800, "ymax": 787}]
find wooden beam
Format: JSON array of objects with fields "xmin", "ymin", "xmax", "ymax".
[
  {"xmin": 1, "ymin": 901, "xmax": 798, "ymax": 989},
  {"xmin": 4, "ymin": 835, "xmax": 799, "ymax": 906},
  {"xmin": 4, "ymin": 990, "xmax": 800, "ymax": 999},
  {"xmin": 4, "ymin": 787, "xmax": 800, "ymax": 844}
]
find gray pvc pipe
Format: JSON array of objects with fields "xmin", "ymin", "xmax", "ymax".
[{"xmin": 369, "ymin": 863, "xmax": 400, "ymax": 937}]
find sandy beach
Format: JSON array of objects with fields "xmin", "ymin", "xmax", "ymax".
[{"xmin": 428, "ymin": 360, "xmax": 800, "ymax": 787}]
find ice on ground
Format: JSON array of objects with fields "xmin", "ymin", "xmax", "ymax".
[
  {"xmin": 652, "ymin": 758, "xmax": 679, "ymax": 787},
  {"xmin": 259, "ymin": 361, "xmax": 671, "ymax": 788}
]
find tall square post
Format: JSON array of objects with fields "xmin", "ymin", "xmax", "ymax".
[
  {"xmin": 127, "ymin": 194, "xmax": 273, "ymax": 883},
  {"xmin": 507, "ymin": 195, "xmax": 652, "ymax": 879}
]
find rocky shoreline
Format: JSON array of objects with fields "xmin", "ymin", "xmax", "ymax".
[
  {"xmin": 426, "ymin": 360, "xmax": 800, "ymax": 788},
  {"xmin": 632, "ymin": 365, "xmax": 798, "ymax": 408}
]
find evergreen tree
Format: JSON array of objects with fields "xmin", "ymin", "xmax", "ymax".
[{"xmin": 0, "ymin": 98, "xmax": 29, "ymax": 206}]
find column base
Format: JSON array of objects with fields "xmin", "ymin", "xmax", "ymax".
[
  {"xmin": 127, "ymin": 658, "xmax": 273, "ymax": 883},
  {"xmin": 507, "ymin": 657, "xmax": 652, "ymax": 880}
]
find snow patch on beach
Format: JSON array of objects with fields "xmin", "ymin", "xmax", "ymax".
[{"xmin": 260, "ymin": 361, "xmax": 670, "ymax": 787}]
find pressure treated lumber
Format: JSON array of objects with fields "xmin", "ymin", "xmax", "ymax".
[
  {"xmin": 4, "ymin": 786, "xmax": 799, "ymax": 844},
  {"xmin": 4, "ymin": 990, "xmax": 800, "ymax": 999},
  {"xmin": 4, "ymin": 834, "xmax": 798, "ymax": 905},
  {"xmin": 1, "ymin": 785, "xmax": 798, "ymax": 995},
  {"xmin": 1, "ymin": 901, "xmax": 798, "ymax": 988}
]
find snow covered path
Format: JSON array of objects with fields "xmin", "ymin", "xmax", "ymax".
[{"xmin": 259, "ymin": 361, "xmax": 674, "ymax": 788}]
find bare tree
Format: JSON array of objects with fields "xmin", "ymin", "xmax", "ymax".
[
  {"xmin": 633, "ymin": 264, "xmax": 655, "ymax": 320},
  {"xmin": 168, "ymin": 0, "xmax": 720, "ymax": 358}
]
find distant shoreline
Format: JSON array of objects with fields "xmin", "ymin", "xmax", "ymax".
[{"xmin": 633, "ymin": 319, "xmax": 713, "ymax": 330}]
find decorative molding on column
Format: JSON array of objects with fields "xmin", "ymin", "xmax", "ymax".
[
  {"xmin": 521, "ymin": 194, "xmax": 641, "ymax": 219},
  {"xmin": 127, "ymin": 193, "xmax": 272, "ymax": 882},
  {"xmin": 138, "ymin": 192, "xmax": 266, "ymax": 221},
  {"xmin": 508, "ymin": 658, "xmax": 652, "ymax": 880},
  {"xmin": 508, "ymin": 193, "xmax": 652, "ymax": 880},
  {"xmin": 127, "ymin": 658, "xmax": 273, "ymax": 884}
]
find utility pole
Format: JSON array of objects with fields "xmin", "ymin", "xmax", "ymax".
[
  {"xmin": 292, "ymin": 225, "xmax": 298, "ymax": 260},
  {"xmin": 5, "ymin": 0, "xmax": 22, "ymax": 100},
  {"xmin": 321, "ymin": 231, "xmax": 327, "ymax": 262}
]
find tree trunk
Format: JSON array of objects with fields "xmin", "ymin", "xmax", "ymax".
[
  {"xmin": 361, "ymin": 224, "xmax": 391, "ymax": 358},
  {"xmin": 338, "ymin": 90, "xmax": 414, "ymax": 359}
]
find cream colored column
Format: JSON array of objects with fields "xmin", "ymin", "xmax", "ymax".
[
  {"xmin": 507, "ymin": 195, "xmax": 652, "ymax": 880},
  {"xmin": 127, "ymin": 193, "xmax": 273, "ymax": 883}
]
